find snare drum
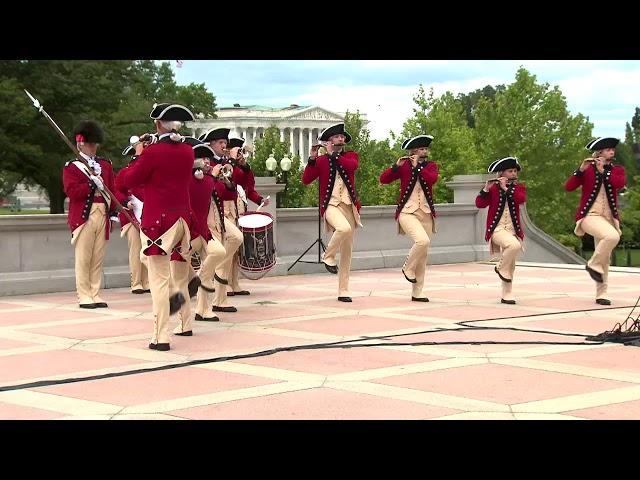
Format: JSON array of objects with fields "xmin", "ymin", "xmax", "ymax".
[{"xmin": 237, "ymin": 211, "xmax": 276, "ymax": 279}]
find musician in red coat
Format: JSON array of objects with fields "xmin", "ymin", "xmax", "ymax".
[
  {"xmin": 62, "ymin": 121, "xmax": 117, "ymax": 309},
  {"xmin": 476, "ymin": 157, "xmax": 526, "ymax": 304},
  {"xmin": 302, "ymin": 123, "xmax": 362, "ymax": 302},
  {"xmin": 182, "ymin": 137, "xmax": 229, "ymax": 322},
  {"xmin": 199, "ymin": 128, "xmax": 244, "ymax": 313},
  {"xmin": 226, "ymin": 136, "xmax": 271, "ymax": 297},
  {"xmin": 116, "ymin": 103, "xmax": 195, "ymax": 352},
  {"xmin": 380, "ymin": 135, "xmax": 438, "ymax": 302},
  {"xmin": 115, "ymin": 140, "xmax": 149, "ymax": 294},
  {"xmin": 565, "ymin": 137, "xmax": 626, "ymax": 305}
]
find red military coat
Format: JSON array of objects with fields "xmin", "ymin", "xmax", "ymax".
[
  {"xmin": 63, "ymin": 157, "xmax": 116, "ymax": 240},
  {"xmin": 475, "ymin": 182, "xmax": 526, "ymax": 241},
  {"xmin": 115, "ymin": 136, "xmax": 193, "ymax": 257},
  {"xmin": 379, "ymin": 160, "xmax": 439, "ymax": 220},
  {"xmin": 564, "ymin": 163, "xmax": 625, "ymax": 222},
  {"xmin": 302, "ymin": 151, "xmax": 361, "ymax": 217}
]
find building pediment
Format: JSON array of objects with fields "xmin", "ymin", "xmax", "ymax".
[{"xmin": 284, "ymin": 107, "xmax": 344, "ymax": 121}]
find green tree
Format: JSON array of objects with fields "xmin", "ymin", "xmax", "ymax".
[
  {"xmin": 343, "ymin": 111, "xmax": 396, "ymax": 206},
  {"xmin": 399, "ymin": 86, "xmax": 483, "ymax": 203},
  {"xmin": 473, "ymin": 67, "xmax": 594, "ymax": 240},
  {"xmin": 251, "ymin": 125, "xmax": 306, "ymax": 208},
  {"xmin": 456, "ymin": 84, "xmax": 506, "ymax": 128},
  {"xmin": 0, "ymin": 60, "xmax": 217, "ymax": 213}
]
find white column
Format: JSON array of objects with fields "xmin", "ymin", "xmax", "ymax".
[
  {"xmin": 280, "ymin": 128, "xmax": 285, "ymax": 142},
  {"xmin": 308, "ymin": 128, "xmax": 313, "ymax": 153},
  {"xmin": 298, "ymin": 128, "xmax": 304, "ymax": 159},
  {"xmin": 237, "ymin": 128, "xmax": 244, "ymax": 140},
  {"xmin": 289, "ymin": 128, "xmax": 295, "ymax": 156}
]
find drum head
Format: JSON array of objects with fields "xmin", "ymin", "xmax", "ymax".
[{"xmin": 238, "ymin": 213, "xmax": 273, "ymax": 229}]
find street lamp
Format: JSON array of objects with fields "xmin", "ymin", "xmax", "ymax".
[
  {"xmin": 280, "ymin": 154, "xmax": 292, "ymax": 207},
  {"xmin": 264, "ymin": 151, "xmax": 292, "ymax": 207},
  {"xmin": 265, "ymin": 153, "xmax": 277, "ymax": 176}
]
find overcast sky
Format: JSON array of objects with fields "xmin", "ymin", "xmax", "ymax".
[{"xmin": 169, "ymin": 60, "xmax": 640, "ymax": 141}]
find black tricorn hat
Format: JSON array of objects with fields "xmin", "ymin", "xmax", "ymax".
[
  {"xmin": 199, "ymin": 128, "xmax": 230, "ymax": 142},
  {"xmin": 182, "ymin": 136, "xmax": 203, "ymax": 147},
  {"xmin": 73, "ymin": 120, "xmax": 104, "ymax": 144},
  {"xmin": 488, "ymin": 156, "xmax": 521, "ymax": 173},
  {"xmin": 228, "ymin": 137, "xmax": 245, "ymax": 149},
  {"xmin": 401, "ymin": 135, "xmax": 434, "ymax": 150},
  {"xmin": 585, "ymin": 137, "xmax": 620, "ymax": 151},
  {"xmin": 318, "ymin": 123, "xmax": 352, "ymax": 144},
  {"xmin": 193, "ymin": 144, "xmax": 215, "ymax": 159},
  {"xmin": 149, "ymin": 103, "xmax": 195, "ymax": 121}
]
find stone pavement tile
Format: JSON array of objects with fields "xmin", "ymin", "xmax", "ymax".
[
  {"xmin": 209, "ymin": 305, "xmax": 335, "ymax": 323},
  {"xmin": 0, "ymin": 309, "xmax": 112, "ymax": 327},
  {"xmin": 0, "ymin": 349, "xmax": 138, "ymax": 383},
  {"xmin": 101, "ymin": 301, "xmax": 152, "ymax": 313},
  {"xmin": 0, "ymin": 401, "xmax": 66, "ymax": 420},
  {"xmin": 119, "ymin": 329, "xmax": 312, "ymax": 356},
  {"xmin": 432, "ymin": 263, "xmax": 491, "ymax": 273},
  {"xmin": 371, "ymin": 363, "xmax": 633, "ymax": 405},
  {"xmin": 520, "ymin": 296, "xmax": 613, "ymax": 310},
  {"xmin": 167, "ymin": 387, "xmax": 461, "ymax": 420},
  {"xmin": 235, "ymin": 346, "xmax": 444, "ymax": 375},
  {"xmin": 35, "ymin": 365, "xmax": 280, "ymax": 406},
  {"xmin": 306, "ymin": 295, "xmax": 421, "ymax": 309},
  {"xmin": 23, "ymin": 318, "xmax": 151, "ymax": 341},
  {"xmin": 513, "ymin": 314, "xmax": 628, "ymax": 336},
  {"xmin": 0, "ymin": 302, "xmax": 32, "ymax": 309},
  {"xmin": 426, "ymin": 274, "xmax": 496, "ymax": 285},
  {"xmin": 400, "ymin": 304, "xmax": 540, "ymax": 321},
  {"xmin": 534, "ymin": 345, "xmax": 640, "ymax": 374},
  {"xmin": 426, "ymin": 287, "xmax": 505, "ymax": 301},
  {"xmin": 518, "ymin": 282, "xmax": 598, "ymax": 294},
  {"xmin": 237, "ymin": 288, "xmax": 328, "ymax": 302},
  {"xmin": 565, "ymin": 398, "xmax": 640, "ymax": 419},
  {"xmin": 0, "ymin": 338, "xmax": 39, "ymax": 350},
  {"xmin": 274, "ymin": 314, "xmax": 424, "ymax": 337}
]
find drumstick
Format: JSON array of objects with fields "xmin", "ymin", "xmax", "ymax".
[
  {"xmin": 256, "ymin": 195, "xmax": 270, "ymax": 212},
  {"xmin": 236, "ymin": 184, "xmax": 248, "ymax": 204}
]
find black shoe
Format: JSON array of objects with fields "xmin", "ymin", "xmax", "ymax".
[
  {"xmin": 501, "ymin": 299, "xmax": 517, "ymax": 305},
  {"xmin": 199, "ymin": 284, "xmax": 215, "ymax": 293},
  {"xmin": 174, "ymin": 331, "xmax": 193, "ymax": 336},
  {"xmin": 495, "ymin": 267, "xmax": 512, "ymax": 283},
  {"xmin": 214, "ymin": 273, "xmax": 228, "ymax": 285},
  {"xmin": 188, "ymin": 277, "xmax": 201, "ymax": 298},
  {"xmin": 402, "ymin": 270, "xmax": 417, "ymax": 284},
  {"xmin": 586, "ymin": 266, "xmax": 604, "ymax": 283},
  {"xmin": 79, "ymin": 303, "xmax": 97, "ymax": 309},
  {"xmin": 169, "ymin": 292, "xmax": 186, "ymax": 315},
  {"xmin": 323, "ymin": 262, "xmax": 338, "ymax": 274},
  {"xmin": 596, "ymin": 298, "xmax": 611, "ymax": 306},
  {"xmin": 338, "ymin": 296, "xmax": 352, "ymax": 302},
  {"xmin": 94, "ymin": 302, "xmax": 108, "ymax": 308},
  {"xmin": 212, "ymin": 305, "xmax": 237, "ymax": 313},
  {"xmin": 148, "ymin": 342, "xmax": 170, "ymax": 351},
  {"xmin": 412, "ymin": 297, "xmax": 429, "ymax": 302},
  {"xmin": 142, "ymin": 289, "xmax": 151, "ymax": 293},
  {"xmin": 195, "ymin": 313, "xmax": 220, "ymax": 322},
  {"xmin": 233, "ymin": 290, "xmax": 250, "ymax": 296},
  {"xmin": 132, "ymin": 289, "xmax": 146, "ymax": 294}
]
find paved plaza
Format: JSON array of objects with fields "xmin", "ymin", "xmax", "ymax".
[{"xmin": 1, "ymin": 262, "xmax": 640, "ymax": 420}]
